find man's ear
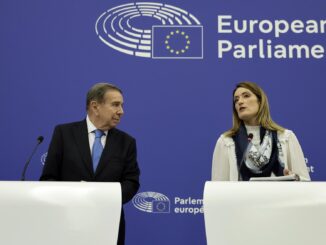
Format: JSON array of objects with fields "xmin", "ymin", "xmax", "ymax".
[{"xmin": 90, "ymin": 100, "xmax": 99, "ymax": 115}]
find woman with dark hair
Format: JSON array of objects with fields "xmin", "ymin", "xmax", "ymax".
[{"xmin": 211, "ymin": 82, "xmax": 310, "ymax": 181}]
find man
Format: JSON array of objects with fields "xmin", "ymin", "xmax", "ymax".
[{"xmin": 40, "ymin": 83, "xmax": 140, "ymax": 245}]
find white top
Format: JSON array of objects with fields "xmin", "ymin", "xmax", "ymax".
[
  {"xmin": 211, "ymin": 129, "xmax": 311, "ymax": 181},
  {"xmin": 86, "ymin": 115, "xmax": 108, "ymax": 154}
]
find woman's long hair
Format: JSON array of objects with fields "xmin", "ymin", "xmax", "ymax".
[{"xmin": 224, "ymin": 82, "xmax": 285, "ymax": 137}]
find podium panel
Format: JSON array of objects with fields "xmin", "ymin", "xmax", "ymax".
[
  {"xmin": 204, "ymin": 181, "xmax": 326, "ymax": 245},
  {"xmin": 0, "ymin": 181, "xmax": 121, "ymax": 245}
]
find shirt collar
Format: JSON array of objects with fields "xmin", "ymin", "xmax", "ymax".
[{"xmin": 86, "ymin": 115, "xmax": 108, "ymax": 135}]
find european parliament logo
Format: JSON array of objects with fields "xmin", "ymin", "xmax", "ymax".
[
  {"xmin": 41, "ymin": 152, "xmax": 47, "ymax": 165},
  {"xmin": 132, "ymin": 191, "xmax": 170, "ymax": 213},
  {"xmin": 95, "ymin": 2, "xmax": 203, "ymax": 59}
]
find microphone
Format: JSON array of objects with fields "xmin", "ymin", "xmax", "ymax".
[
  {"xmin": 21, "ymin": 136, "xmax": 44, "ymax": 181},
  {"xmin": 238, "ymin": 133, "xmax": 254, "ymax": 181}
]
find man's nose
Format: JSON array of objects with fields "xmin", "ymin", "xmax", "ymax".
[{"xmin": 118, "ymin": 106, "xmax": 124, "ymax": 115}]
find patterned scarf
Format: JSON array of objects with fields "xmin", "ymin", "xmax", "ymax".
[
  {"xmin": 245, "ymin": 130, "xmax": 272, "ymax": 173},
  {"xmin": 233, "ymin": 124, "xmax": 284, "ymax": 181}
]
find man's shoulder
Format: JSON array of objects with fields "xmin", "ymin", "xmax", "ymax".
[
  {"xmin": 55, "ymin": 120, "xmax": 85, "ymax": 128},
  {"xmin": 53, "ymin": 120, "xmax": 86, "ymax": 133},
  {"xmin": 111, "ymin": 128, "xmax": 135, "ymax": 141}
]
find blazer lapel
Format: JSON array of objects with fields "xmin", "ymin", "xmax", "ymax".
[{"xmin": 73, "ymin": 120, "xmax": 94, "ymax": 175}]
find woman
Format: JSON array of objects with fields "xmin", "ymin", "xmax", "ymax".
[{"xmin": 212, "ymin": 82, "xmax": 310, "ymax": 181}]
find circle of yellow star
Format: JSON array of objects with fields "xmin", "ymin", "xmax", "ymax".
[{"xmin": 164, "ymin": 29, "xmax": 191, "ymax": 55}]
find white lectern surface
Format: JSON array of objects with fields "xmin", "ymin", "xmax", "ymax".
[
  {"xmin": 204, "ymin": 181, "xmax": 326, "ymax": 245},
  {"xmin": 0, "ymin": 181, "xmax": 121, "ymax": 245}
]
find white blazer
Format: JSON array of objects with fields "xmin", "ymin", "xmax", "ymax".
[{"xmin": 211, "ymin": 129, "xmax": 311, "ymax": 181}]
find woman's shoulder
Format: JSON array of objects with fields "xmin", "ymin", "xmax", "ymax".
[
  {"xmin": 216, "ymin": 133, "xmax": 235, "ymax": 147},
  {"xmin": 277, "ymin": 129, "xmax": 296, "ymax": 142}
]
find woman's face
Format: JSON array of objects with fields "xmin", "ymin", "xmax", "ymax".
[{"xmin": 234, "ymin": 87, "xmax": 260, "ymax": 125}]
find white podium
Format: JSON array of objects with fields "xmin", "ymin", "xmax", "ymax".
[
  {"xmin": 204, "ymin": 181, "xmax": 326, "ymax": 245},
  {"xmin": 0, "ymin": 181, "xmax": 121, "ymax": 245}
]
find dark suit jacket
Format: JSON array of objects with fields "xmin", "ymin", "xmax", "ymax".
[{"xmin": 40, "ymin": 120, "xmax": 140, "ymax": 244}]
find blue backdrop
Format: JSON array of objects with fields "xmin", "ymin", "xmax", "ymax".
[{"xmin": 1, "ymin": 0, "xmax": 325, "ymax": 244}]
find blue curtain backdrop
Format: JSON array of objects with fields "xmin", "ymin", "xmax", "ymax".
[{"xmin": 1, "ymin": 0, "xmax": 325, "ymax": 244}]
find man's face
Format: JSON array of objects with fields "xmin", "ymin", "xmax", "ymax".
[{"xmin": 94, "ymin": 90, "xmax": 124, "ymax": 130}]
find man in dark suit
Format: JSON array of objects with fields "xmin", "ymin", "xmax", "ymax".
[{"xmin": 40, "ymin": 83, "xmax": 140, "ymax": 245}]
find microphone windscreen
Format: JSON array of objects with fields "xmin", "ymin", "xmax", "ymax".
[{"xmin": 37, "ymin": 136, "xmax": 44, "ymax": 144}]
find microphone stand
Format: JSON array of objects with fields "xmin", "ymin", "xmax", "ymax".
[{"xmin": 21, "ymin": 136, "xmax": 44, "ymax": 181}]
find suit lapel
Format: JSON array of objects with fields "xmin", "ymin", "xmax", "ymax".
[{"xmin": 73, "ymin": 120, "xmax": 94, "ymax": 175}]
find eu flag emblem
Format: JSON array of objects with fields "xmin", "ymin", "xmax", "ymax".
[{"xmin": 152, "ymin": 26, "xmax": 203, "ymax": 59}]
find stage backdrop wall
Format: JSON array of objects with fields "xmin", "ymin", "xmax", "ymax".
[{"xmin": 1, "ymin": 0, "xmax": 325, "ymax": 244}]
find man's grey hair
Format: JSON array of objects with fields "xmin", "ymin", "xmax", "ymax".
[{"xmin": 86, "ymin": 82, "xmax": 122, "ymax": 110}]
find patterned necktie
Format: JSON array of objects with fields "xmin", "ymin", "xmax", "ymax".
[{"xmin": 92, "ymin": 129, "xmax": 104, "ymax": 172}]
